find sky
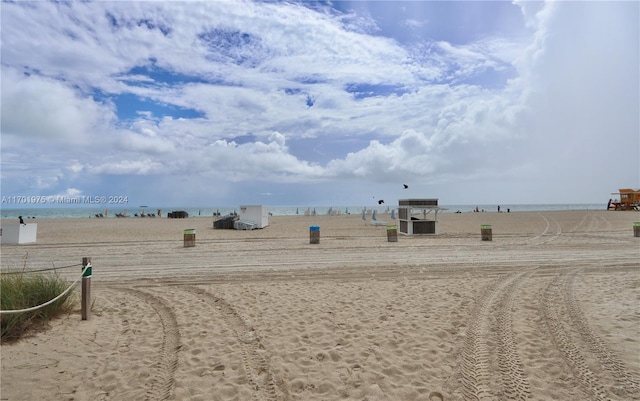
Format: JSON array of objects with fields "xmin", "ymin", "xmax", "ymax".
[{"xmin": 1, "ymin": 0, "xmax": 638, "ymax": 208}]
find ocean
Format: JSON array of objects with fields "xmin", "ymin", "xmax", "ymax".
[{"xmin": 0, "ymin": 204, "xmax": 607, "ymax": 219}]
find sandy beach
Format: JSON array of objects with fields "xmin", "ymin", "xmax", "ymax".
[{"xmin": 1, "ymin": 210, "xmax": 639, "ymax": 401}]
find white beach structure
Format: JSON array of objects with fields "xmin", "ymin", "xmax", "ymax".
[
  {"xmin": 398, "ymin": 199, "xmax": 446, "ymax": 235},
  {"xmin": 1, "ymin": 223, "xmax": 38, "ymax": 244},
  {"xmin": 237, "ymin": 205, "xmax": 269, "ymax": 229}
]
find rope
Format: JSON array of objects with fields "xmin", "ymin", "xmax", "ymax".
[
  {"xmin": 0, "ymin": 263, "xmax": 82, "ymax": 275},
  {"xmin": 0, "ymin": 264, "xmax": 91, "ymax": 315}
]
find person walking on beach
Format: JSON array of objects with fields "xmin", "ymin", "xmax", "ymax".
[{"xmin": 18, "ymin": 216, "xmax": 26, "ymax": 225}]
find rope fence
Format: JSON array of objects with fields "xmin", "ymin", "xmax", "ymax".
[
  {"xmin": 0, "ymin": 263, "xmax": 82, "ymax": 275},
  {"xmin": 0, "ymin": 261, "xmax": 92, "ymax": 316}
]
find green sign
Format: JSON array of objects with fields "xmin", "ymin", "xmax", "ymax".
[{"xmin": 82, "ymin": 263, "xmax": 92, "ymax": 277}]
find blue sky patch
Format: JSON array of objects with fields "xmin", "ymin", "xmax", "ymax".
[
  {"xmin": 103, "ymin": 93, "xmax": 205, "ymax": 121},
  {"xmin": 455, "ymin": 65, "xmax": 517, "ymax": 90},
  {"xmin": 105, "ymin": 12, "xmax": 171, "ymax": 36},
  {"xmin": 306, "ymin": 95, "xmax": 315, "ymax": 107},
  {"xmin": 119, "ymin": 62, "xmax": 213, "ymax": 87},
  {"xmin": 345, "ymin": 83, "xmax": 410, "ymax": 99},
  {"xmin": 284, "ymin": 88, "xmax": 303, "ymax": 95},
  {"xmin": 283, "ymin": 88, "xmax": 315, "ymax": 107}
]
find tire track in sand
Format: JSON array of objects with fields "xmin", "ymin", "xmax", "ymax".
[
  {"xmin": 525, "ymin": 213, "xmax": 562, "ymax": 245},
  {"xmin": 184, "ymin": 286, "xmax": 286, "ymax": 401},
  {"xmin": 542, "ymin": 271, "xmax": 637, "ymax": 401},
  {"xmin": 457, "ymin": 271, "xmax": 532, "ymax": 400},
  {"xmin": 118, "ymin": 287, "xmax": 181, "ymax": 401},
  {"xmin": 563, "ymin": 271, "xmax": 640, "ymax": 398},
  {"xmin": 496, "ymin": 272, "xmax": 533, "ymax": 400}
]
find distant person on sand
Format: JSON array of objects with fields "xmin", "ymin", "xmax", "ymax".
[
  {"xmin": 498, "ymin": 205, "xmax": 501, "ymax": 213},
  {"xmin": 19, "ymin": 216, "xmax": 26, "ymax": 225}
]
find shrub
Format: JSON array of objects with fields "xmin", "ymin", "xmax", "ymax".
[{"xmin": 1, "ymin": 272, "xmax": 76, "ymax": 342}]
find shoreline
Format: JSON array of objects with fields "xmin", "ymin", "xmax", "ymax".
[{"xmin": 0, "ymin": 202, "xmax": 609, "ymax": 220}]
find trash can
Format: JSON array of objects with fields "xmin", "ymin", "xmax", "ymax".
[
  {"xmin": 634, "ymin": 222, "xmax": 640, "ymax": 237},
  {"xmin": 386, "ymin": 225, "xmax": 398, "ymax": 242},
  {"xmin": 184, "ymin": 229, "xmax": 196, "ymax": 247},
  {"xmin": 309, "ymin": 225, "xmax": 320, "ymax": 244},
  {"xmin": 481, "ymin": 225, "xmax": 492, "ymax": 241}
]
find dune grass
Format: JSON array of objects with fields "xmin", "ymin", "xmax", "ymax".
[{"xmin": 1, "ymin": 272, "xmax": 76, "ymax": 342}]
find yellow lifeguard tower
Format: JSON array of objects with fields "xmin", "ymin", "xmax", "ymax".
[{"xmin": 608, "ymin": 188, "xmax": 640, "ymax": 211}]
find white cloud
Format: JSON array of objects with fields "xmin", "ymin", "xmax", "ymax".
[
  {"xmin": 1, "ymin": 1, "xmax": 636, "ymax": 205},
  {"xmin": 89, "ymin": 159, "xmax": 164, "ymax": 175},
  {"xmin": 0, "ymin": 67, "xmax": 115, "ymax": 144},
  {"xmin": 194, "ymin": 134, "xmax": 321, "ymax": 182},
  {"xmin": 326, "ymin": 130, "xmax": 436, "ymax": 180},
  {"xmin": 404, "ymin": 19, "xmax": 424, "ymax": 29}
]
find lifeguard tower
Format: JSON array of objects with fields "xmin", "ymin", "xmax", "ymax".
[
  {"xmin": 608, "ymin": 188, "xmax": 640, "ymax": 211},
  {"xmin": 398, "ymin": 199, "xmax": 447, "ymax": 235}
]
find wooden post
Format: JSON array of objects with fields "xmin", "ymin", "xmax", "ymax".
[{"xmin": 81, "ymin": 257, "xmax": 92, "ymax": 320}]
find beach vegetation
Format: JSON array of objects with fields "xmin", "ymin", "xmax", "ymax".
[{"xmin": 1, "ymin": 271, "xmax": 76, "ymax": 342}]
